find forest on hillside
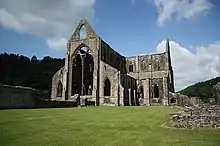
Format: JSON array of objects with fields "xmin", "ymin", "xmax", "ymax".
[
  {"xmin": 0, "ymin": 53, "xmax": 65, "ymax": 96},
  {"xmin": 179, "ymin": 76, "xmax": 220, "ymax": 101}
]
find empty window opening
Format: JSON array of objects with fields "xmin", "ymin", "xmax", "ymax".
[
  {"xmin": 153, "ymin": 84, "xmax": 159, "ymax": 98},
  {"xmin": 57, "ymin": 81, "xmax": 63, "ymax": 97},
  {"xmin": 80, "ymin": 25, "xmax": 87, "ymax": 40},
  {"xmin": 129, "ymin": 64, "xmax": 133, "ymax": 72},
  {"xmin": 170, "ymin": 98, "xmax": 176, "ymax": 103},
  {"xmin": 104, "ymin": 78, "xmax": 111, "ymax": 96},
  {"xmin": 72, "ymin": 46, "xmax": 94, "ymax": 96}
]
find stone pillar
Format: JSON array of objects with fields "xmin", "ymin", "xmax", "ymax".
[
  {"xmin": 143, "ymin": 79, "xmax": 150, "ymax": 106},
  {"xmin": 162, "ymin": 77, "xmax": 169, "ymax": 106},
  {"xmin": 120, "ymin": 86, "xmax": 124, "ymax": 106},
  {"xmin": 134, "ymin": 90, "xmax": 136, "ymax": 106},
  {"xmin": 129, "ymin": 88, "xmax": 131, "ymax": 106},
  {"xmin": 99, "ymin": 62, "xmax": 104, "ymax": 104},
  {"xmin": 62, "ymin": 51, "xmax": 69, "ymax": 101}
]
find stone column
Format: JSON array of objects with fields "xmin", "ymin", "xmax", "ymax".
[
  {"xmin": 120, "ymin": 86, "xmax": 124, "ymax": 106},
  {"xmin": 129, "ymin": 88, "xmax": 131, "ymax": 106},
  {"xmin": 134, "ymin": 90, "xmax": 136, "ymax": 106},
  {"xmin": 80, "ymin": 54, "xmax": 86, "ymax": 96},
  {"xmin": 162, "ymin": 77, "xmax": 169, "ymax": 106}
]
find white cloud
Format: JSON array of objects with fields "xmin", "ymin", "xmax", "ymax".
[
  {"xmin": 157, "ymin": 40, "xmax": 220, "ymax": 91},
  {"xmin": 155, "ymin": 0, "xmax": 213, "ymax": 26},
  {"xmin": 0, "ymin": 0, "xmax": 96, "ymax": 51}
]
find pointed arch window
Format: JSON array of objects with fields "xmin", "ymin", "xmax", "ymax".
[
  {"xmin": 57, "ymin": 81, "xmax": 63, "ymax": 97},
  {"xmin": 154, "ymin": 59, "xmax": 160, "ymax": 70},
  {"xmin": 153, "ymin": 84, "xmax": 159, "ymax": 98},
  {"xmin": 140, "ymin": 61, "xmax": 146, "ymax": 70},
  {"xmin": 79, "ymin": 25, "xmax": 87, "ymax": 40},
  {"xmin": 104, "ymin": 78, "xmax": 111, "ymax": 96},
  {"xmin": 128, "ymin": 64, "xmax": 134, "ymax": 72}
]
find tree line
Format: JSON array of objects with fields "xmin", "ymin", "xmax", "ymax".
[
  {"xmin": 0, "ymin": 53, "xmax": 65, "ymax": 96},
  {"xmin": 179, "ymin": 76, "xmax": 220, "ymax": 101}
]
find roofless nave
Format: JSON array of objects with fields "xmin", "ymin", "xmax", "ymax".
[{"xmin": 51, "ymin": 19, "xmax": 175, "ymax": 106}]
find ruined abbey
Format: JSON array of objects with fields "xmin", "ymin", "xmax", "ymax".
[{"xmin": 51, "ymin": 19, "xmax": 175, "ymax": 106}]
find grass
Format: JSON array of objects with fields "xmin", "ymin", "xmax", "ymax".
[{"xmin": 0, "ymin": 106, "xmax": 220, "ymax": 146}]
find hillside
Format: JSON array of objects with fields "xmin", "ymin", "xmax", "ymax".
[
  {"xmin": 179, "ymin": 76, "xmax": 220, "ymax": 101},
  {"xmin": 0, "ymin": 53, "xmax": 65, "ymax": 97}
]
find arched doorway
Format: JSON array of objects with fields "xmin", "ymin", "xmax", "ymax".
[
  {"xmin": 57, "ymin": 81, "xmax": 63, "ymax": 97},
  {"xmin": 104, "ymin": 78, "xmax": 111, "ymax": 96},
  {"xmin": 153, "ymin": 84, "xmax": 159, "ymax": 98},
  {"xmin": 71, "ymin": 46, "xmax": 94, "ymax": 96}
]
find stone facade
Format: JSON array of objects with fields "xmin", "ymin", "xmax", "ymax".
[{"xmin": 50, "ymin": 19, "xmax": 175, "ymax": 106}]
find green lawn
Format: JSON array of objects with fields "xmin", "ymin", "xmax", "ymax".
[{"xmin": 0, "ymin": 106, "xmax": 220, "ymax": 146}]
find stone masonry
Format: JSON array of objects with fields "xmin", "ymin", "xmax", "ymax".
[
  {"xmin": 50, "ymin": 19, "xmax": 175, "ymax": 106},
  {"xmin": 169, "ymin": 105, "xmax": 220, "ymax": 129}
]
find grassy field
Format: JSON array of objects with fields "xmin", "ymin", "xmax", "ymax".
[{"xmin": 0, "ymin": 106, "xmax": 220, "ymax": 146}]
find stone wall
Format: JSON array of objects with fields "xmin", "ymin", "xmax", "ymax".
[
  {"xmin": 0, "ymin": 84, "xmax": 36, "ymax": 109},
  {"xmin": 51, "ymin": 66, "xmax": 65, "ymax": 100},
  {"xmin": 169, "ymin": 105, "xmax": 220, "ymax": 129},
  {"xmin": 0, "ymin": 84, "xmax": 79, "ymax": 109}
]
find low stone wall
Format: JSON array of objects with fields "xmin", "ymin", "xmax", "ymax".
[
  {"xmin": 0, "ymin": 84, "xmax": 78, "ymax": 109},
  {"xmin": 168, "ymin": 105, "xmax": 220, "ymax": 129},
  {"xmin": 0, "ymin": 84, "xmax": 36, "ymax": 109}
]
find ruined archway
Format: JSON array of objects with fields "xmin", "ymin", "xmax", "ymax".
[
  {"xmin": 71, "ymin": 46, "xmax": 94, "ymax": 96},
  {"xmin": 57, "ymin": 81, "xmax": 63, "ymax": 97},
  {"xmin": 104, "ymin": 78, "xmax": 111, "ymax": 96},
  {"xmin": 170, "ymin": 98, "xmax": 176, "ymax": 104},
  {"xmin": 153, "ymin": 84, "xmax": 159, "ymax": 98}
]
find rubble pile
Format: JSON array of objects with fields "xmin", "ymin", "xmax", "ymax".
[{"xmin": 169, "ymin": 105, "xmax": 220, "ymax": 129}]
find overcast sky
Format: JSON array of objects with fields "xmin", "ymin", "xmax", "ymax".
[{"xmin": 0, "ymin": 0, "xmax": 220, "ymax": 91}]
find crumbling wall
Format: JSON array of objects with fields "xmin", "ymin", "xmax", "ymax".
[
  {"xmin": 51, "ymin": 67, "xmax": 65, "ymax": 100},
  {"xmin": 169, "ymin": 105, "xmax": 220, "ymax": 129},
  {"xmin": 0, "ymin": 84, "xmax": 35, "ymax": 109}
]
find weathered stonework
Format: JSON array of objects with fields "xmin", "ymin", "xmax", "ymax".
[
  {"xmin": 50, "ymin": 19, "xmax": 175, "ymax": 106},
  {"xmin": 213, "ymin": 82, "xmax": 220, "ymax": 105},
  {"xmin": 168, "ymin": 105, "xmax": 220, "ymax": 129}
]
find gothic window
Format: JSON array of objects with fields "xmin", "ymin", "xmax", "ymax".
[
  {"xmin": 139, "ymin": 86, "xmax": 144, "ymax": 98},
  {"xmin": 154, "ymin": 59, "xmax": 160, "ymax": 70},
  {"xmin": 140, "ymin": 61, "xmax": 146, "ymax": 70},
  {"xmin": 79, "ymin": 25, "xmax": 87, "ymax": 40},
  {"xmin": 153, "ymin": 84, "xmax": 159, "ymax": 98},
  {"xmin": 128, "ymin": 64, "xmax": 133, "ymax": 72},
  {"xmin": 57, "ymin": 81, "xmax": 63, "ymax": 97},
  {"xmin": 104, "ymin": 78, "xmax": 111, "ymax": 96}
]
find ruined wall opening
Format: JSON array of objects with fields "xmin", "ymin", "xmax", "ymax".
[
  {"xmin": 104, "ymin": 78, "xmax": 111, "ymax": 96},
  {"xmin": 57, "ymin": 81, "xmax": 63, "ymax": 97},
  {"xmin": 154, "ymin": 59, "xmax": 160, "ymax": 70},
  {"xmin": 140, "ymin": 61, "xmax": 146, "ymax": 70},
  {"xmin": 153, "ymin": 84, "xmax": 159, "ymax": 98},
  {"xmin": 170, "ymin": 98, "xmax": 176, "ymax": 103},
  {"xmin": 72, "ymin": 46, "xmax": 94, "ymax": 96},
  {"xmin": 128, "ymin": 64, "xmax": 133, "ymax": 72},
  {"xmin": 137, "ymin": 85, "xmax": 144, "ymax": 105},
  {"xmin": 79, "ymin": 25, "xmax": 87, "ymax": 40}
]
